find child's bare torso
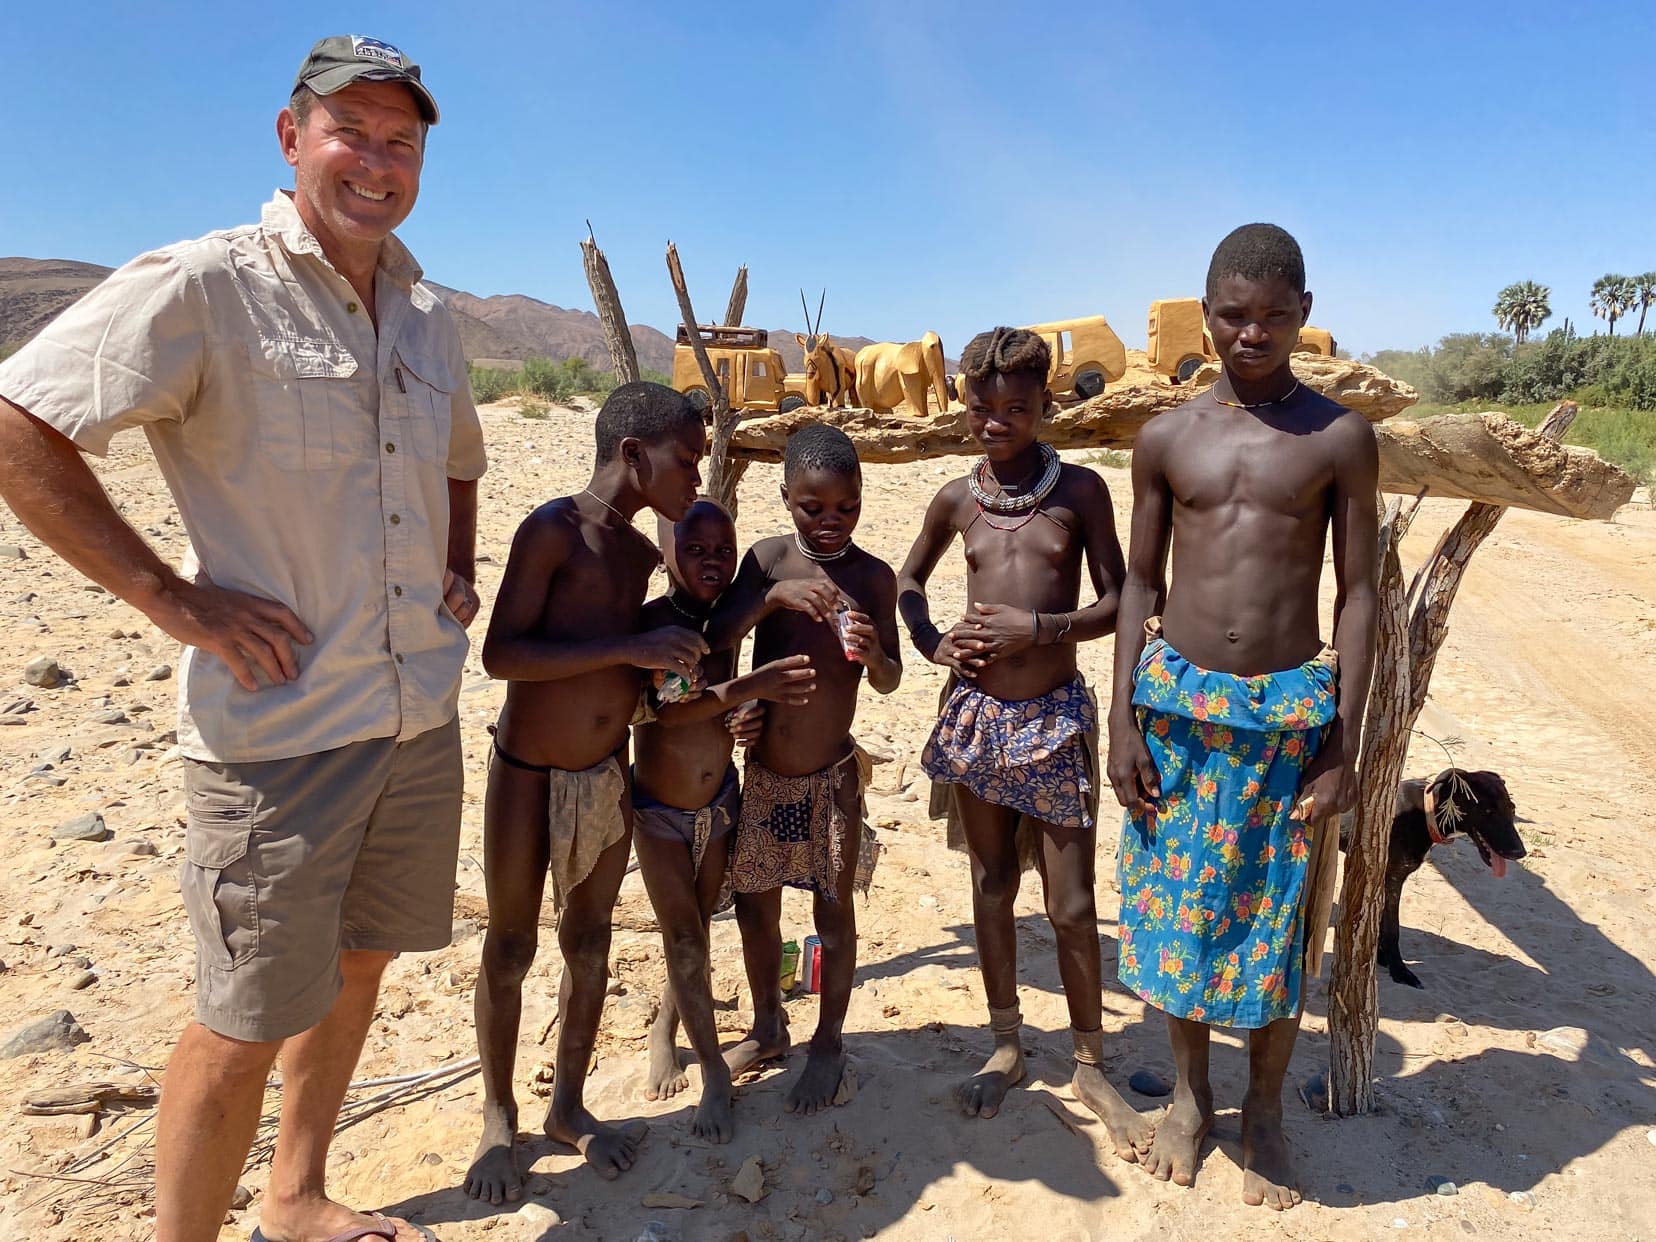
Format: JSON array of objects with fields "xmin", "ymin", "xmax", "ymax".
[
  {"xmin": 497, "ymin": 507, "xmax": 660, "ymax": 769},
  {"xmin": 1160, "ymin": 389, "xmax": 1355, "ymax": 675},
  {"xmin": 633, "ymin": 600, "xmax": 736, "ymax": 810},
  {"xmin": 951, "ymin": 463, "xmax": 1096, "ymax": 701},
  {"xmin": 750, "ymin": 537, "xmax": 877, "ymax": 777}
]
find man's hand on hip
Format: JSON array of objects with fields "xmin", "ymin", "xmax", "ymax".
[
  {"xmin": 443, "ymin": 569, "xmax": 480, "ymax": 629},
  {"xmin": 151, "ymin": 575, "xmax": 313, "ymax": 692}
]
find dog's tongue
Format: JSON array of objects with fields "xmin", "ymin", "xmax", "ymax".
[{"xmin": 1491, "ymin": 854, "xmax": 1508, "ymax": 879}]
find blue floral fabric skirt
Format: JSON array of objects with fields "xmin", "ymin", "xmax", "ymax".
[{"xmin": 1116, "ymin": 630, "xmax": 1336, "ymax": 1029}]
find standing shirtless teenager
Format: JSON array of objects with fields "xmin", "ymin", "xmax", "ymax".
[
  {"xmin": 1107, "ymin": 224, "xmax": 1379, "ymax": 1210},
  {"xmin": 631, "ymin": 499, "xmax": 816, "ymax": 1143},
  {"xmin": 464, "ymin": 383, "xmax": 708, "ymax": 1204},
  {"xmin": 705, "ymin": 424, "xmax": 902, "ymax": 1115},
  {"xmin": 897, "ymin": 328, "xmax": 1152, "ymax": 1162}
]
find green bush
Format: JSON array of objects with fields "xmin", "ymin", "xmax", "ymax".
[
  {"xmin": 516, "ymin": 396, "xmax": 550, "ymax": 420},
  {"xmin": 468, "ymin": 366, "xmax": 521, "ymax": 404},
  {"xmin": 1369, "ymin": 330, "xmax": 1656, "ymax": 413}
]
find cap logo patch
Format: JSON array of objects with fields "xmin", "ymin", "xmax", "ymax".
[{"xmin": 349, "ymin": 36, "xmax": 406, "ymax": 67}]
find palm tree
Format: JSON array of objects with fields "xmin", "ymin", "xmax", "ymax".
[
  {"xmin": 1590, "ymin": 274, "xmax": 1639, "ymax": 337},
  {"xmin": 1492, "ymin": 281, "xmax": 1552, "ymax": 344},
  {"xmin": 1635, "ymin": 272, "xmax": 1656, "ymax": 336}
]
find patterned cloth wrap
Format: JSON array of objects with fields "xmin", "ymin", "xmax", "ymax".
[
  {"xmin": 1117, "ymin": 628, "xmax": 1337, "ymax": 1029},
  {"xmin": 729, "ymin": 749, "xmax": 879, "ymax": 901},
  {"xmin": 632, "ymin": 764, "xmax": 739, "ymax": 913},
  {"xmin": 922, "ymin": 675, "xmax": 1096, "ymax": 830}
]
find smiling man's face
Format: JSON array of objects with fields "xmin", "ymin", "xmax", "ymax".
[{"xmin": 279, "ymin": 80, "xmax": 425, "ymax": 262}]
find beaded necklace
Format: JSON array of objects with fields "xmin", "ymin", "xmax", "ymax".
[
  {"xmin": 795, "ymin": 532, "xmax": 852, "ymax": 563},
  {"xmin": 968, "ymin": 442, "xmax": 1061, "ymax": 514},
  {"xmin": 1211, "ymin": 380, "xmax": 1300, "ymax": 410}
]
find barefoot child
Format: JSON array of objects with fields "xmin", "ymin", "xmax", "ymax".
[
  {"xmin": 705, "ymin": 424, "xmax": 902, "ymax": 1114},
  {"xmin": 463, "ymin": 383, "xmax": 710, "ymax": 1204},
  {"xmin": 896, "ymin": 327, "xmax": 1152, "ymax": 1160},
  {"xmin": 631, "ymin": 499, "xmax": 817, "ymax": 1143},
  {"xmin": 1107, "ymin": 224, "xmax": 1378, "ymax": 1210}
]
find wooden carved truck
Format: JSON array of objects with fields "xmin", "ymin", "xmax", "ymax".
[
  {"xmin": 947, "ymin": 315, "xmax": 1129, "ymax": 406},
  {"xmin": 1148, "ymin": 297, "xmax": 1336, "ymax": 382},
  {"xmin": 671, "ymin": 324, "xmax": 809, "ymax": 414}
]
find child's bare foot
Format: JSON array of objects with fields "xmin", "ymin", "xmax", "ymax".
[
  {"xmin": 1240, "ymin": 1102, "xmax": 1301, "ymax": 1209},
  {"xmin": 462, "ymin": 1101, "xmax": 523, "ymax": 1203},
  {"xmin": 958, "ymin": 1038, "xmax": 1024, "ymax": 1118},
  {"xmin": 542, "ymin": 1103, "xmax": 647, "ymax": 1180},
  {"xmin": 783, "ymin": 1041, "xmax": 846, "ymax": 1116},
  {"xmin": 723, "ymin": 1016, "xmax": 790, "ymax": 1078},
  {"xmin": 1072, "ymin": 1064, "xmax": 1154, "ymax": 1163},
  {"xmin": 644, "ymin": 1028, "xmax": 689, "ymax": 1101},
  {"xmin": 691, "ymin": 1073, "xmax": 735, "ymax": 1143},
  {"xmin": 1140, "ymin": 1083, "xmax": 1211, "ymax": 1186}
]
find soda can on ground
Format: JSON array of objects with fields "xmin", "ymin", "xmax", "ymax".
[{"xmin": 803, "ymin": 934, "xmax": 823, "ymax": 993}]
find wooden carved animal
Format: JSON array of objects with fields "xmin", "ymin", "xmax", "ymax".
[
  {"xmin": 854, "ymin": 331, "xmax": 948, "ymax": 417},
  {"xmin": 795, "ymin": 289, "xmax": 856, "ymax": 408}
]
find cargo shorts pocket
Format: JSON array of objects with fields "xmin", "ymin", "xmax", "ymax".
[{"xmin": 181, "ymin": 792, "xmax": 260, "ymax": 971}]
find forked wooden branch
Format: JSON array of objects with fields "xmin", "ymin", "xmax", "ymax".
[
  {"xmin": 1328, "ymin": 402, "xmax": 1582, "ymax": 1116},
  {"xmin": 666, "ymin": 242, "xmax": 742, "ymax": 510},
  {"xmin": 580, "ymin": 223, "xmax": 640, "ymax": 385}
]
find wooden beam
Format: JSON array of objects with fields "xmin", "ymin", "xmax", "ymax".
[
  {"xmin": 729, "ymin": 363, "xmax": 1634, "ymax": 520},
  {"xmin": 579, "ymin": 223, "xmax": 639, "ymax": 385}
]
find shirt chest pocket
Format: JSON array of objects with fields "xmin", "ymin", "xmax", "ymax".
[
  {"xmin": 390, "ymin": 348, "xmax": 454, "ymax": 465},
  {"xmin": 246, "ymin": 337, "xmax": 362, "ymax": 471}
]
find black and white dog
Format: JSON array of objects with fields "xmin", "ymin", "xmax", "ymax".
[{"xmin": 1345, "ymin": 769, "xmax": 1525, "ymax": 988}]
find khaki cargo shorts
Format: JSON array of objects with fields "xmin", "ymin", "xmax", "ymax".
[{"xmin": 180, "ymin": 715, "xmax": 462, "ymax": 1043}]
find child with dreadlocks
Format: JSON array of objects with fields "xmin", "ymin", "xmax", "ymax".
[
  {"xmin": 896, "ymin": 327, "xmax": 1152, "ymax": 1162},
  {"xmin": 1106, "ymin": 224, "xmax": 1378, "ymax": 1210},
  {"xmin": 704, "ymin": 424, "xmax": 902, "ymax": 1115}
]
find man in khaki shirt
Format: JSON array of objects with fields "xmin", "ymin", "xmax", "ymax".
[{"xmin": 0, "ymin": 36, "xmax": 482, "ymax": 1242}]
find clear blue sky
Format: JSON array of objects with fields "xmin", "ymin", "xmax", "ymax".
[{"xmin": 4, "ymin": 2, "xmax": 1652, "ymax": 357}]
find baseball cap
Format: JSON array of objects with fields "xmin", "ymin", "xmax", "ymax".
[{"xmin": 292, "ymin": 35, "xmax": 439, "ymax": 125}]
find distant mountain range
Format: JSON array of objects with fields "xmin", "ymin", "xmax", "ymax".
[{"xmin": 0, "ymin": 257, "xmax": 891, "ymax": 378}]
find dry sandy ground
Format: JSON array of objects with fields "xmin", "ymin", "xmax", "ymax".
[{"xmin": 1, "ymin": 400, "xmax": 1653, "ymax": 1242}]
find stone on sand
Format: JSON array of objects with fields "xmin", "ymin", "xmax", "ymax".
[
  {"xmin": 730, "ymin": 1155, "xmax": 766, "ymax": 1203},
  {"xmin": 2, "ymin": 1010, "xmax": 91, "ymax": 1059},
  {"xmin": 52, "ymin": 812, "xmax": 111, "ymax": 842},
  {"xmin": 24, "ymin": 656, "xmax": 63, "ymax": 688}
]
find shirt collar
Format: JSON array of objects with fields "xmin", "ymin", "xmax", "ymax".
[{"xmin": 262, "ymin": 190, "xmax": 423, "ymax": 288}]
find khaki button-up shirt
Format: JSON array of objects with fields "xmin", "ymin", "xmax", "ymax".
[{"xmin": 0, "ymin": 191, "xmax": 487, "ymax": 763}]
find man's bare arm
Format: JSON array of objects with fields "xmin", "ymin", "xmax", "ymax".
[
  {"xmin": 703, "ymin": 544, "xmax": 838, "ymax": 654},
  {"xmin": 0, "ymin": 397, "xmax": 311, "ymax": 690},
  {"xmin": 446, "ymin": 477, "xmax": 477, "ymax": 583}
]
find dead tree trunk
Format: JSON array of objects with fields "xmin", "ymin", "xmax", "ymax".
[
  {"xmin": 724, "ymin": 265, "xmax": 749, "ymax": 328},
  {"xmin": 1328, "ymin": 401, "xmax": 1578, "ymax": 1115},
  {"xmin": 666, "ymin": 242, "xmax": 744, "ymax": 512},
  {"xmin": 580, "ymin": 224, "xmax": 639, "ymax": 385},
  {"xmin": 1329, "ymin": 496, "xmax": 1416, "ymax": 1115}
]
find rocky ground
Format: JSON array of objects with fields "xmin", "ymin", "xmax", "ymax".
[{"xmin": 1, "ymin": 400, "xmax": 1653, "ymax": 1241}]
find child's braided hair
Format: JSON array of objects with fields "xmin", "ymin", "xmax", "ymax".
[{"xmin": 957, "ymin": 326, "xmax": 1051, "ymax": 386}]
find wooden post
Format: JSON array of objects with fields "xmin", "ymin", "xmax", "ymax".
[
  {"xmin": 724, "ymin": 265, "xmax": 749, "ymax": 328},
  {"xmin": 1328, "ymin": 496, "xmax": 1416, "ymax": 1115},
  {"xmin": 1328, "ymin": 400, "xmax": 1578, "ymax": 1115},
  {"xmin": 580, "ymin": 223, "xmax": 639, "ymax": 385},
  {"xmin": 666, "ymin": 242, "xmax": 744, "ymax": 512}
]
